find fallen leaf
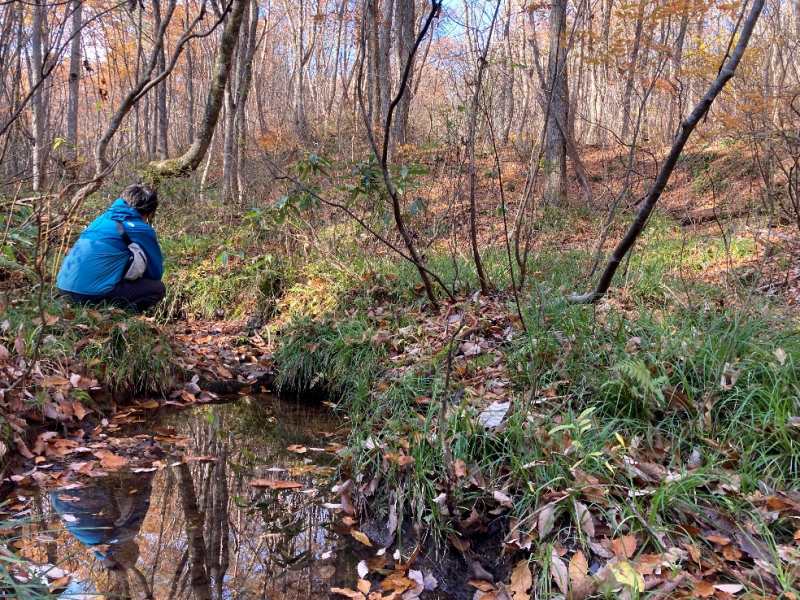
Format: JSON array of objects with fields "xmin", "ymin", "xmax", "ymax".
[
  {"xmin": 72, "ymin": 401, "xmax": 91, "ymax": 421},
  {"xmin": 507, "ymin": 560, "xmax": 532, "ymax": 600},
  {"xmin": 93, "ymin": 450, "xmax": 128, "ymax": 470},
  {"xmin": 381, "ymin": 572, "xmax": 413, "ymax": 592},
  {"xmin": 357, "ymin": 560, "xmax": 369, "ymax": 579},
  {"xmin": 538, "ymin": 502, "xmax": 557, "ymax": 539},
  {"xmin": 468, "ymin": 580, "xmax": 496, "ymax": 592},
  {"xmin": 479, "ymin": 401, "xmax": 510, "ymax": 429},
  {"xmin": 568, "ymin": 551, "xmax": 588, "ymax": 586},
  {"xmin": 357, "ymin": 580, "xmax": 371, "ymax": 594},
  {"xmin": 574, "ymin": 500, "xmax": 595, "ymax": 538},
  {"xmin": 693, "ymin": 580, "xmax": 715, "ymax": 597},
  {"xmin": 549, "ymin": 548, "xmax": 569, "ymax": 595},
  {"xmin": 611, "ymin": 534, "xmax": 637, "ymax": 559},
  {"xmin": 774, "ymin": 348, "xmax": 787, "ymax": 366},
  {"xmin": 137, "ymin": 399, "xmax": 160, "ymax": 409},
  {"xmin": 287, "ymin": 444, "xmax": 308, "ymax": 454},
  {"xmin": 608, "ymin": 560, "xmax": 644, "ymax": 593},
  {"xmin": 460, "ymin": 341, "xmax": 482, "ymax": 356},
  {"xmin": 714, "ymin": 583, "xmax": 745, "ymax": 594},
  {"xmin": 706, "ymin": 533, "xmax": 731, "ymax": 546},
  {"xmin": 249, "ymin": 479, "xmax": 303, "ymax": 490},
  {"xmin": 330, "ymin": 587, "xmax": 365, "ymax": 599},
  {"xmin": 350, "ymin": 530, "xmax": 373, "ymax": 547},
  {"xmin": 454, "ymin": 459, "xmax": 467, "ymax": 478},
  {"xmin": 720, "ymin": 363, "xmax": 739, "ymax": 390},
  {"xmin": 493, "ymin": 490, "xmax": 513, "ymax": 508}
]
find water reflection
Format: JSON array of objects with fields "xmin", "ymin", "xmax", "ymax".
[{"xmin": 23, "ymin": 397, "xmax": 357, "ymax": 599}]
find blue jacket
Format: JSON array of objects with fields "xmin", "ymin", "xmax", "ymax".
[{"xmin": 57, "ymin": 198, "xmax": 163, "ymax": 295}]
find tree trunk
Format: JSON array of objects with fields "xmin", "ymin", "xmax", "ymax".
[
  {"xmin": 30, "ymin": 0, "xmax": 47, "ymax": 192},
  {"xmin": 466, "ymin": 0, "xmax": 501, "ymax": 295},
  {"xmin": 153, "ymin": 0, "xmax": 169, "ymax": 159},
  {"xmin": 620, "ymin": 0, "xmax": 645, "ymax": 143},
  {"xmin": 236, "ymin": 0, "xmax": 259, "ymax": 204},
  {"xmin": 378, "ymin": 0, "xmax": 394, "ymax": 126},
  {"xmin": 543, "ymin": 0, "xmax": 568, "ymax": 206},
  {"xmin": 185, "ymin": 4, "xmax": 196, "ymax": 144},
  {"xmin": 667, "ymin": 7, "xmax": 690, "ymax": 141},
  {"xmin": 392, "ymin": 0, "xmax": 415, "ymax": 146},
  {"xmin": 66, "ymin": 0, "xmax": 82, "ymax": 180}
]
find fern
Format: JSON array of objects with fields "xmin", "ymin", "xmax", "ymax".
[{"xmin": 607, "ymin": 358, "xmax": 668, "ymax": 410}]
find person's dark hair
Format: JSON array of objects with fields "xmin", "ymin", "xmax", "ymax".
[{"xmin": 121, "ymin": 184, "xmax": 158, "ymax": 216}]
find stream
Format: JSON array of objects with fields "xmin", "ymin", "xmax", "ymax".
[{"xmin": 5, "ymin": 396, "xmax": 363, "ymax": 599}]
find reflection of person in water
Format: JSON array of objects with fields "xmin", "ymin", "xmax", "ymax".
[{"xmin": 50, "ymin": 472, "xmax": 154, "ymax": 598}]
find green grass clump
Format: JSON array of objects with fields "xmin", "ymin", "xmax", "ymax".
[
  {"xmin": 80, "ymin": 318, "xmax": 175, "ymax": 396},
  {"xmin": 273, "ymin": 315, "xmax": 384, "ymax": 403}
]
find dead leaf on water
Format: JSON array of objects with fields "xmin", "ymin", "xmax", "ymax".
[
  {"xmin": 350, "ymin": 529, "xmax": 372, "ymax": 547},
  {"xmin": 249, "ymin": 479, "xmax": 303, "ymax": 490},
  {"xmin": 93, "ymin": 450, "xmax": 128, "ymax": 470},
  {"xmin": 330, "ymin": 587, "xmax": 366, "ymax": 599}
]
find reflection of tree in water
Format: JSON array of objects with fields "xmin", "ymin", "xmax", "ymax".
[
  {"xmin": 138, "ymin": 399, "xmax": 352, "ymax": 599},
  {"xmin": 22, "ymin": 400, "xmax": 349, "ymax": 599}
]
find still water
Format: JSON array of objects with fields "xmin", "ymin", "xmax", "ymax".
[{"xmin": 13, "ymin": 397, "xmax": 359, "ymax": 599}]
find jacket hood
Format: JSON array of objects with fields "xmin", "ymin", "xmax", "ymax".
[{"xmin": 107, "ymin": 198, "xmax": 142, "ymax": 222}]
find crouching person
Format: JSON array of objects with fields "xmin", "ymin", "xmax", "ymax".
[{"xmin": 57, "ymin": 184, "xmax": 165, "ymax": 312}]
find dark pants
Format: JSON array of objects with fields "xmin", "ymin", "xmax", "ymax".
[{"xmin": 60, "ymin": 278, "xmax": 166, "ymax": 312}]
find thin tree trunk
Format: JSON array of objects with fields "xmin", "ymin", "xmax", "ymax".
[
  {"xmin": 66, "ymin": 0, "xmax": 82, "ymax": 180},
  {"xmin": 236, "ymin": 0, "xmax": 259, "ymax": 204},
  {"xmin": 466, "ymin": 0, "xmax": 501, "ymax": 295},
  {"xmin": 153, "ymin": 0, "xmax": 169, "ymax": 159},
  {"xmin": 30, "ymin": 0, "xmax": 47, "ymax": 192},
  {"xmin": 620, "ymin": 0, "xmax": 646, "ymax": 142},
  {"xmin": 392, "ymin": 0, "xmax": 415, "ymax": 146},
  {"xmin": 543, "ymin": 0, "xmax": 568, "ymax": 206}
]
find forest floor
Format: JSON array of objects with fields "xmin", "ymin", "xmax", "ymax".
[{"xmin": 1, "ymin": 140, "xmax": 800, "ymax": 598}]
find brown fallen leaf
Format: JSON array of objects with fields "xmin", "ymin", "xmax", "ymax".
[
  {"xmin": 330, "ymin": 587, "xmax": 366, "ymax": 599},
  {"xmin": 13, "ymin": 435, "xmax": 35, "ymax": 459},
  {"xmin": 507, "ymin": 560, "xmax": 532, "ymax": 600},
  {"xmin": 287, "ymin": 444, "xmax": 308, "ymax": 454},
  {"xmin": 381, "ymin": 572, "xmax": 413, "ymax": 593},
  {"xmin": 611, "ymin": 534, "xmax": 638, "ymax": 559},
  {"xmin": 693, "ymin": 580, "xmax": 715, "ymax": 598},
  {"xmin": 137, "ymin": 399, "xmax": 160, "ymax": 410},
  {"xmin": 93, "ymin": 450, "xmax": 128, "ymax": 470},
  {"xmin": 249, "ymin": 479, "xmax": 303, "ymax": 490},
  {"xmin": 706, "ymin": 533, "xmax": 731, "ymax": 546},
  {"xmin": 357, "ymin": 579, "xmax": 371, "ymax": 594},
  {"xmin": 73, "ymin": 401, "xmax": 91, "ymax": 421},
  {"xmin": 468, "ymin": 580, "xmax": 496, "ymax": 592},
  {"xmin": 454, "ymin": 459, "xmax": 467, "ymax": 478}
]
